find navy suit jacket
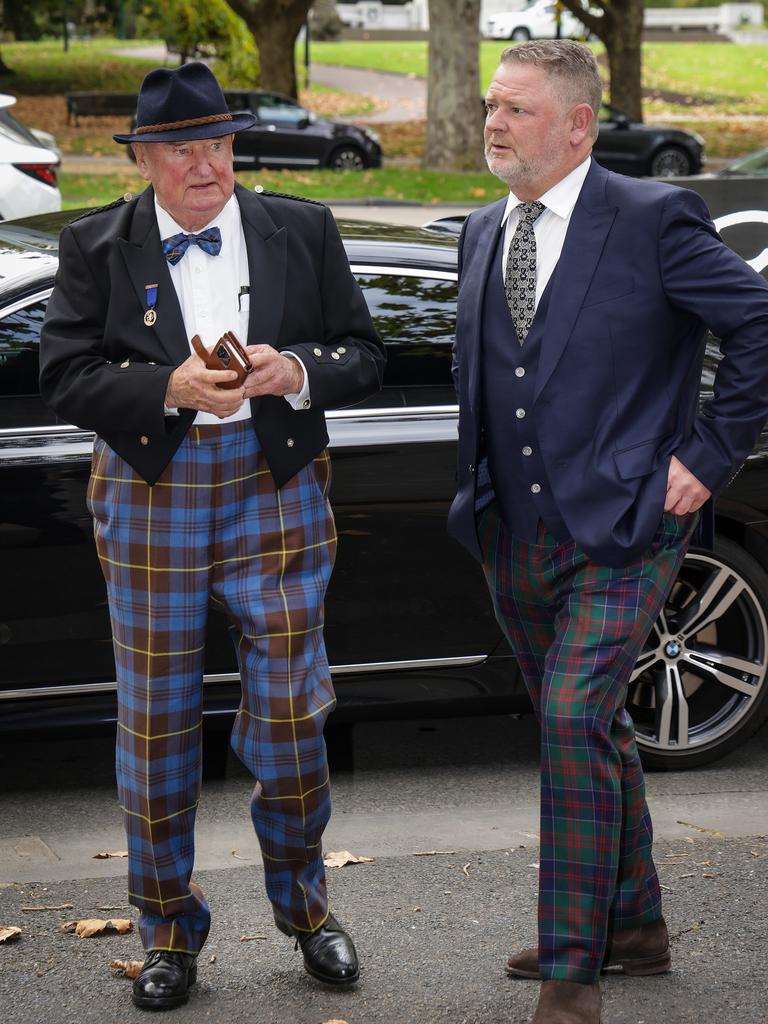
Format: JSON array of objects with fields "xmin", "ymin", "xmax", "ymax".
[{"xmin": 448, "ymin": 159, "xmax": 768, "ymax": 567}]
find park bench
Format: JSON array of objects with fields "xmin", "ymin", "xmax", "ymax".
[{"xmin": 66, "ymin": 92, "xmax": 138, "ymax": 126}]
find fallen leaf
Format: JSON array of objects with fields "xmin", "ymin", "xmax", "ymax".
[
  {"xmin": 0, "ymin": 926, "xmax": 21, "ymax": 944},
  {"xmin": 462, "ymin": 863, "xmax": 471, "ymax": 876},
  {"xmin": 110, "ymin": 958, "xmax": 143, "ymax": 979},
  {"xmin": 93, "ymin": 850, "xmax": 128, "ymax": 859},
  {"xmin": 62, "ymin": 918, "xmax": 133, "ymax": 938},
  {"xmin": 702, "ymin": 872, "xmax": 720, "ymax": 879},
  {"xmin": 239, "ymin": 934, "xmax": 267, "ymax": 942},
  {"xmin": 209, "ymin": 954, "xmax": 217, "ymax": 963},
  {"xmin": 412, "ymin": 850, "xmax": 456, "ymax": 857},
  {"xmin": 321, "ymin": 1020, "xmax": 351, "ymax": 1024},
  {"xmin": 21, "ymin": 903, "xmax": 74, "ymax": 912},
  {"xmin": 231, "ymin": 849, "xmax": 248, "ymax": 860},
  {"xmin": 412, "ymin": 906, "xmax": 422, "ymax": 913},
  {"xmin": 676, "ymin": 820, "xmax": 725, "ymax": 838},
  {"xmin": 323, "ymin": 850, "xmax": 374, "ymax": 868}
]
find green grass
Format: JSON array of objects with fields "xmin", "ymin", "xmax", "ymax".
[
  {"xmin": 60, "ymin": 167, "xmax": 507, "ymax": 209},
  {"xmin": 0, "ymin": 36, "xmax": 170, "ymax": 94},
  {"xmin": 310, "ymin": 39, "xmax": 768, "ymax": 115}
]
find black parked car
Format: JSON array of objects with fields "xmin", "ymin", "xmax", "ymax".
[
  {"xmin": 126, "ymin": 89, "xmax": 382, "ymax": 171},
  {"xmin": 594, "ymin": 104, "xmax": 704, "ymax": 178},
  {"xmin": 1, "ymin": 185, "xmax": 768, "ymax": 772}
]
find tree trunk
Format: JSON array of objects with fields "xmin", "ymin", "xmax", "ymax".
[
  {"xmin": 603, "ymin": 17, "xmax": 643, "ymax": 120},
  {"xmin": 225, "ymin": 0, "xmax": 311, "ymax": 98},
  {"xmin": 558, "ymin": 0, "xmax": 645, "ymax": 122},
  {"xmin": 425, "ymin": 0, "xmax": 484, "ymax": 171}
]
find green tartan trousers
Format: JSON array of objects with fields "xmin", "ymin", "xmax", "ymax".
[{"xmin": 479, "ymin": 504, "xmax": 697, "ymax": 983}]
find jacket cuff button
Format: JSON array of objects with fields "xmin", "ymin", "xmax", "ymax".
[
  {"xmin": 140, "ymin": 435, "xmax": 150, "ymax": 446},
  {"xmin": 287, "ymin": 438, "xmax": 295, "ymax": 447}
]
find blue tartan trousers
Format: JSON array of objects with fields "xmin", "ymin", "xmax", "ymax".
[
  {"xmin": 87, "ymin": 420, "xmax": 337, "ymax": 955},
  {"xmin": 479, "ymin": 504, "xmax": 697, "ymax": 983}
]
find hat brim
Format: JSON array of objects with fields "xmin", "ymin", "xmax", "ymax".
[{"xmin": 113, "ymin": 111, "xmax": 257, "ymax": 144}]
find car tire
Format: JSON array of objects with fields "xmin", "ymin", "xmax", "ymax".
[
  {"xmin": 649, "ymin": 145, "xmax": 694, "ymax": 177},
  {"xmin": 629, "ymin": 536, "xmax": 768, "ymax": 771},
  {"xmin": 328, "ymin": 145, "xmax": 367, "ymax": 171},
  {"xmin": 510, "ymin": 27, "xmax": 531, "ymax": 41}
]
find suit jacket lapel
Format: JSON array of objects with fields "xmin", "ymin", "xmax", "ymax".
[
  {"xmin": 117, "ymin": 187, "xmax": 190, "ymax": 365},
  {"xmin": 235, "ymin": 184, "xmax": 287, "ymax": 348},
  {"xmin": 534, "ymin": 160, "xmax": 617, "ymax": 402},
  {"xmin": 461, "ymin": 198, "xmax": 506, "ymax": 412}
]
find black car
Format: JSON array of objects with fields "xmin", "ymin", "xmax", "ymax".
[
  {"xmin": 126, "ymin": 89, "xmax": 382, "ymax": 171},
  {"xmin": 1, "ymin": 186, "xmax": 767, "ymax": 772},
  {"xmin": 594, "ymin": 104, "xmax": 704, "ymax": 178}
]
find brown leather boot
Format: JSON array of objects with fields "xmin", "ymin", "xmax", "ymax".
[
  {"xmin": 507, "ymin": 916, "xmax": 671, "ymax": 979},
  {"xmin": 531, "ymin": 981, "xmax": 601, "ymax": 1024}
]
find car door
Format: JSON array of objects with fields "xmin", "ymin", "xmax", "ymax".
[
  {"xmin": 0, "ymin": 286, "xmax": 118, "ymax": 716},
  {"xmin": 322, "ymin": 264, "xmax": 503, "ymax": 673},
  {"xmin": 250, "ymin": 94, "xmax": 323, "ymax": 170}
]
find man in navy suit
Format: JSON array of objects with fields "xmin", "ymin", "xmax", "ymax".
[{"xmin": 448, "ymin": 40, "xmax": 768, "ymax": 1024}]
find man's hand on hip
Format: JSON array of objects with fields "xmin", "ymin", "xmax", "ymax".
[
  {"xmin": 165, "ymin": 353, "xmax": 243, "ymax": 417},
  {"xmin": 244, "ymin": 345, "xmax": 304, "ymax": 398},
  {"xmin": 665, "ymin": 454, "xmax": 711, "ymax": 515}
]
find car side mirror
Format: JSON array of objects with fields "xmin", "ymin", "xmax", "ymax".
[{"xmin": 297, "ymin": 116, "xmax": 310, "ymax": 129}]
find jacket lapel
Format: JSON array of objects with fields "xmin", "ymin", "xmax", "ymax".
[
  {"xmin": 534, "ymin": 160, "xmax": 617, "ymax": 402},
  {"xmin": 116, "ymin": 187, "xmax": 190, "ymax": 365},
  {"xmin": 235, "ymin": 183, "xmax": 287, "ymax": 348},
  {"xmin": 461, "ymin": 198, "xmax": 506, "ymax": 412}
]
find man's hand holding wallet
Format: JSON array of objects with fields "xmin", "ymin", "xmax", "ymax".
[{"xmin": 164, "ymin": 331, "xmax": 305, "ymax": 417}]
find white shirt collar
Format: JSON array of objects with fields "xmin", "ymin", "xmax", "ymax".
[
  {"xmin": 501, "ymin": 156, "xmax": 592, "ymax": 225},
  {"xmin": 154, "ymin": 191, "xmax": 238, "ymax": 239}
]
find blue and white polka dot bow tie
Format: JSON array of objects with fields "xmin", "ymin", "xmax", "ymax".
[{"xmin": 162, "ymin": 226, "xmax": 222, "ymax": 265}]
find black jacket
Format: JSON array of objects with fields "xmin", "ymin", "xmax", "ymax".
[{"xmin": 40, "ymin": 182, "xmax": 385, "ymax": 486}]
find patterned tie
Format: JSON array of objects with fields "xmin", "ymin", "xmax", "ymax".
[
  {"xmin": 504, "ymin": 201, "xmax": 545, "ymax": 343},
  {"xmin": 162, "ymin": 226, "xmax": 222, "ymax": 266}
]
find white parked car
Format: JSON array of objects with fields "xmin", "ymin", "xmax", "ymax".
[
  {"xmin": 485, "ymin": 0, "xmax": 587, "ymax": 40},
  {"xmin": 0, "ymin": 95, "xmax": 61, "ymax": 220}
]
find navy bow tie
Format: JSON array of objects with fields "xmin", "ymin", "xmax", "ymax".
[{"xmin": 162, "ymin": 226, "xmax": 222, "ymax": 265}]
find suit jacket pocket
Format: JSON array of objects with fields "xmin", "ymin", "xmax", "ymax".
[
  {"xmin": 613, "ymin": 435, "xmax": 669, "ymax": 480},
  {"xmin": 581, "ymin": 275, "xmax": 634, "ymax": 309}
]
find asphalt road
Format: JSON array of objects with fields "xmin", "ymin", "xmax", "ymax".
[{"xmin": 1, "ymin": 715, "xmax": 767, "ymax": 1023}]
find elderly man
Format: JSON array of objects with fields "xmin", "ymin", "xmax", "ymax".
[
  {"xmin": 448, "ymin": 40, "xmax": 768, "ymax": 1024},
  {"xmin": 40, "ymin": 62, "xmax": 384, "ymax": 1011}
]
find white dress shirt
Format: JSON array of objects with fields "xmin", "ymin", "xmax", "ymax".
[
  {"xmin": 500, "ymin": 156, "xmax": 592, "ymax": 304},
  {"xmin": 156, "ymin": 194, "xmax": 309, "ymax": 425}
]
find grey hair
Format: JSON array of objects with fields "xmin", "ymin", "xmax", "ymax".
[{"xmin": 499, "ymin": 39, "xmax": 602, "ymax": 138}]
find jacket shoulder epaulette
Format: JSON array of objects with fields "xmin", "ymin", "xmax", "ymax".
[
  {"xmin": 69, "ymin": 193, "xmax": 135, "ymax": 225},
  {"xmin": 255, "ymin": 188, "xmax": 326, "ymax": 208}
]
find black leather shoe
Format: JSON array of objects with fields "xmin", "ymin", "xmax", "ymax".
[
  {"xmin": 275, "ymin": 911, "xmax": 359, "ymax": 985},
  {"xmin": 131, "ymin": 950, "xmax": 197, "ymax": 1011}
]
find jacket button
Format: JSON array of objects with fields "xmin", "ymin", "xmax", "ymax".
[
  {"xmin": 313, "ymin": 347, "xmax": 322, "ymax": 357},
  {"xmin": 516, "ymin": 408, "xmax": 526, "ymax": 419},
  {"xmin": 120, "ymin": 360, "xmax": 130, "ymax": 368},
  {"xmin": 515, "ymin": 367, "xmax": 525, "ymax": 378},
  {"xmin": 469, "ymin": 463, "xmax": 475, "ymax": 473},
  {"xmin": 140, "ymin": 435, "xmax": 150, "ymax": 446},
  {"xmin": 331, "ymin": 352, "xmax": 340, "ymax": 360},
  {"xmin": 522, "ymin": 446, "xmax": 533, "ymax": 457},
  {"xmin": 287, "ymin": 438, "xmax": 295, "ymax": 447},
  {"xmin": 531, "ymin": 483, "xmax": 541, "ymax": 494},
  {"xmin": 337, "ymin": 346, "xmax": 346, "ymax": 354}
]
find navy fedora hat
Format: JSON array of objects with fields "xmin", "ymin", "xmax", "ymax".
[{"xmin": 113, "ymin": 62, "xmax": 256, "ymax": 144}]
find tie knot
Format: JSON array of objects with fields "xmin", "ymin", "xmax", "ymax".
[{"xmin": 518, "ymin": 201, "xmax": 545, "ymax": 226}]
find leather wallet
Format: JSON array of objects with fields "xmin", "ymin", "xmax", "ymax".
[{"xmin": 191, "ymin": 331, "xmax": 253, "ymax": 390}]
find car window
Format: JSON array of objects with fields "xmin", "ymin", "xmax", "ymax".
[
  {"xmin": 0, "ymin": 298, "xmax": 56, "ymax": 428},
  {"xmin": 356, "ymin": 272, "xmax": 457, "ymax": 404},
  {"xmin": 256, "ymin": 96, "xmax": 308, "ymax": 124}
]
